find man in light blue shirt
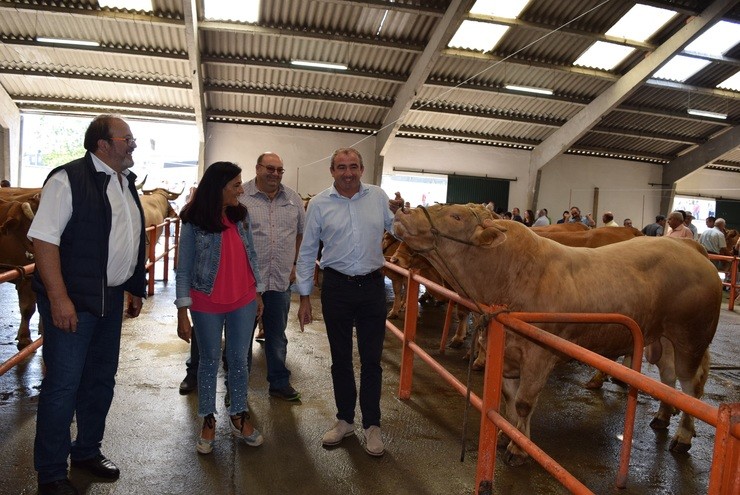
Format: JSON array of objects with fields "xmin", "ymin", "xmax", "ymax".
[{"xmin": 295, "ymin": 147, "xmax": 402, "ymax": 457}]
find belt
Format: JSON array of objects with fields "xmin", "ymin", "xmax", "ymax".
[{"xmin": 324, "ymin": 266, "xmax": 382, "ymax": 282}]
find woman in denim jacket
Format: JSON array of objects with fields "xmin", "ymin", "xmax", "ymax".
[{"xmin": 175, "ymin": 161, "xmax": 265, "ymax": 454}]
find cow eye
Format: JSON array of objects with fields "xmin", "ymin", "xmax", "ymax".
[{"xmin": 451, "ymin": 214, "xmax": 461, "ymax": 221}]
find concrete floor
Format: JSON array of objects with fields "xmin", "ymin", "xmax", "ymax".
[{"xmin": 0, "ymin": 266, "xmax": 738, "ymax": 495}]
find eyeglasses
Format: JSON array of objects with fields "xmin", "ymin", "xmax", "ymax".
[
  {"xmin": 259, "ymin": 164, "xmax": 285, "ymax": 175},
  {"xmin": 109, "ymin": 136, "xmax": 137, "ymax": 145}
]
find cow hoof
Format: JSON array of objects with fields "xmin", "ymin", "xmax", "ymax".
[
  {"xmin": 471, "ymin": 361, "xmax": 485, "ymax": 371},
  {"xmin": 669, "ymin": 438, "xmax": 691, "ymax": 454},
  {"xmin": 650, "ymin": 417, "xmax": 670, "ymax": 430},
  {"xmin": 504, "ymin": 450, "xmax": 528, "ymax": 467},
  {"xmin": 610, "ymin": 377, "xmax": 628, "ymax": 388},
  {"xmin": 584, "ymin": 378, "xmax": 604, "ymax": 390},
  {"xmin": 447, "ymin": 339, "xmax": 464, "ymax": 349},
  {"xmin": 16, "ymin": 338, "xmax": 32, "ymax": 351}
]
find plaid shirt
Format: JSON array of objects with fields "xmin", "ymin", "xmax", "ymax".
[{"xmin": 239, "ymin": 179, "xmax": 305, "ymax": 292}]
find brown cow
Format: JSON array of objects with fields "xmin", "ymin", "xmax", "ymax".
[
  {"xmin": 470, "ymin": 226, "xmax": 645, "ymax": 372},
  {"xmin": 393, "ymin": 203, "xmax": 720, "ymax": 464},
  {"xmin": 531, "ymin": 222, "xmax": 589, "ymax": 233},
  {"xmin": 140, "ymin": 188, "xmax": 180, "ymax": 243},
  {"xmin": 0, "ymin": 197, "xmax": 40, "ymax": 349},
  {"xmin": 386, "ymin": 240, "xmax": 473, "ymax": 348}
]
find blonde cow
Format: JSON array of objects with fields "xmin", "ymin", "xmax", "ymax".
[{"xmin": 394, "ymin": 203, "xmax": 720, "ymax": 465}]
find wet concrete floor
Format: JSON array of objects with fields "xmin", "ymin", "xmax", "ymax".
[{"xmin": 0, "ymin": 266, "xmax": 738, "ymax": 495}]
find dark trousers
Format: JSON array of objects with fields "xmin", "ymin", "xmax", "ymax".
[
  {"xmin": 34, "ymin": 288, "xmax": 124, "ymax": 484},
  {"xmin": 320, "ymin": 268, "xmax": 386, "ymax": 429}
]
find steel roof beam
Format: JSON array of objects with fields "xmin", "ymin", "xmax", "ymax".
[
  {"xmin": 663, "ymin": 125, "xmax": 740, "ymax": 185},
  {"xmin": 207, "ymin": 83, "xmax": 392, "ymax": 107},
  {"xmin": 529, "ymin": 0, "xmax": 735, "ymax": 175},
  {"xmin": 183, "ymin": 0, "xmax": 206, "ymax": 176},
  {"xmin": 374, "ymin": 0, "xmax": 477, "ymax": 183}
]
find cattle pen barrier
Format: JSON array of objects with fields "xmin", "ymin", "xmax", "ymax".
[
  {"xmin": 708, "ymin": 254, "xmax": 740, "ymax": 311},
  {"xmin": 144, "ymin": 216, "xmax": 180, "ymax": 296},
  {"xmin": 382, "ymin": 261, "xmax": 740, "ymax": 495}
]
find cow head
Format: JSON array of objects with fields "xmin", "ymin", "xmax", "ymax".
[
  {"xmin": 142, "ymin": 186, "xmax": 184, "ymax": 201},
  {"xmin": 393, "ymin": 203, "xmax": 498, "ymax": 253}
]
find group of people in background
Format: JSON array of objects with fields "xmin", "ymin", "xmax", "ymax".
[{"xmin": 28, "ymin": 114, "xmax": 404, "ymax": 495}]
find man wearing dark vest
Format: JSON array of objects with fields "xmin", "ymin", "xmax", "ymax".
[{"xmin": 28, "ymin": 115, "xmax": 147, "ymax": 495}]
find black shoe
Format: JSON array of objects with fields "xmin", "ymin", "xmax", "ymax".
[
  {"xmin": 269, "ymin": 385, "xmax": 301, "ymax": 401},
  {"xmin": 71, "ymin": 454, "xmax": 120, "ymax": 480},
  {"xmin": 38, "ymin": 479, "xmax": 79, "ymax": 495},
  {"xmin": 179, "ymin": 374, "xmax": 197, "ymax": 395}
]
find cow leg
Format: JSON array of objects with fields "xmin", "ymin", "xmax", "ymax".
[
  {"xmin": 472, "ymin": 322, "xmax": 487, "ymax": 370},
  {"xmin": 504, "ymin": 350, "xmax": 558, "ymax": 466},
  {"xmin": 498, "ymin": 376, "xmax": 519, "ymax": 448},
  {"xmin": 15, "ymin": 279, "xmax": 35, "ymax": 350},
  {"xmin": 669, "ymin": 349, "xmax": 711, "ymax": 453},
  {"xmin": 386, "ymin": 274, "xmax": 406, "ymax": 319},
  {"xmin": 448, "ymin": 307, "xmax": 468, "ymax": 348},
  {"xmin": 650, "ymin": 337, "xmax": 677, "ymax": 430}
]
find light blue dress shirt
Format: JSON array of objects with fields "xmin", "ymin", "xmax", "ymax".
[{"xmin": 295, "ymin": 182, "xmax": 394, "ymax": 296}]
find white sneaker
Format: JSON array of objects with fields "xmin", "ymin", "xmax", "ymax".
[
  {"xmin": 363, "ymin": 425, "xmax": 385, "ymax": 456},
  {"xmin": 321, "ymin": 420, "xmax": 355, "ymax": 446}
]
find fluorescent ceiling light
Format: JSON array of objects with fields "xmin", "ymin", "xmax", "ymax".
[
  {"xmin": 573, "ymin": 41, "xmax": 635, "ymax": 71},
  {"xmin": 653, "ymin": 55, "xmax": 710, "ymax": 82},
  {"xmin": 470, "ymin": 0, "xmax": 531, "ymax": 19},
  {"xmin": 504, "ymin": 84, "xmax": 553, "ymax": 95},
  {"xmin": 37, "ymin": 37, "xmax": 100, "ymax": 47},
  {"xmin": 685, "ymin": 20, "xmax": 740, "ymax": 57},
  {"xmin": 98, "ymin": 0, "xmax": 152, "ymax": 11},
  {"xmin": 605, "ymin": 4, "xmax": 677, "ymax": 43},
  {"xmin": 448, "ymin": 20, "xmax": 509, "ymax": 52},
  {"xmin": 291, "ymin": 60, "xmax": 348, "ymax": 70},
  {"xmin": 204, "ymin": 0, "xmax": 259, "ymax": 23},
  {"xmin": 717, "ymin": 70, "xmax": 740, "ymax": 92},
  {"xmin": 687, "ymin": 109, "xmax": 727, "ymax": 120}
]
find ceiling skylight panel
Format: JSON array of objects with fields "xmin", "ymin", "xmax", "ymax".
[
  {"xmin": 470, "ymin": 0, "xmax": 531, "ymax": 19},
  {"xmin": 448, "ymin": 20, "xmax": 509, "ymax": 52},
  {"xmin": 717, "ymin": 71, "xmax": 740, "ymax": 92},
  {"xmin": 573, "ymin": 42, "xmax": 635, "ymax": 71},
  {"xmin": 204, "ymin": 0, "xmax": 259, "ymax": 23},
  {"xmin": 653, "ymin": 55, "xmax": 710, "ymax": 81},
  {"xmin": 605, "ymin": 4, "xmax": 677, "ymax": 42},
  {"xmin": 685, "ymin": 21, "xmax": 740, "ymax": 57},
  {"xmin": 98, "ymin": 0, "xmax": 152, "ymax": 10}
]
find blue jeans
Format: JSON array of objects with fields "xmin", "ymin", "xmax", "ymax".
[
  {"xmin": 248, "ymin": 290, "xmax": 291, "ymax": 389},
  {"xmin": 34, "ymin": 288, "xmax": 124, "ymax": 484},
  {"xmin": 191, "ymin": 301, "xmax": 257, "ymax": 416}
]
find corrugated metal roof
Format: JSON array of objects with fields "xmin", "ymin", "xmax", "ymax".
[{"xmin": 0, "ymin": 0, "xmax": 736, "ymax": 171}]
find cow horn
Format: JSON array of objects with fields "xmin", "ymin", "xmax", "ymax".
[
  {"xmin": 135, "ymin": 174, "xmax": 148, "ymax": 190},
  {"xmin": 22, "ymin": 202, "xmax": 34, "ymax": 220}
]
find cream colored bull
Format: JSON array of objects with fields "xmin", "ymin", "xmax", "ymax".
[
  {"xmin": 139, "ymin": 188, "xmax": 180, "ymax": 244},
  {"xmin": 394, "ymin": 203, "xmax": 721, "ymax": 465},
  {"xmin": 0, "ymin": 194, "xmax": 41, "ymax": 349}
]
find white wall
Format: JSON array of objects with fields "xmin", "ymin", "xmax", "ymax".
[
  {"xmin": 202, "ymin": 123, "xmax": 740, "ymax": 230},
  {"xmin": 205, "ymin": 122, "xmax": 377, "ymax": 196}
]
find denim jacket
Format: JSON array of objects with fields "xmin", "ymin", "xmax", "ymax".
[{"xmin": 175, "ymin": 219, "xmax": 264, "ymax": 309}]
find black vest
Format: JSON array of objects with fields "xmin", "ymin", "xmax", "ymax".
[{"xmin": 33, "ymin": 153, "xmax": 147, "ymax": 315}]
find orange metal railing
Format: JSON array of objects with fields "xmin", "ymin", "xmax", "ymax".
[
  {"xmin": 383, "ymin": 260, "xmax": 740, "ymax": 495},
  {"xmin": 145, "ymin": 216, "xmax": 180, "ymax": 296}
]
